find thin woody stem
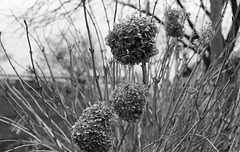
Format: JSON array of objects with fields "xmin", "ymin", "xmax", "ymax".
[
  {"xmin": 23, "ymin": 20, "xmax": 61, "ymax": 152},
  {"xmin": 82, "ymin": 1, "xmax": 103, "ymax": 101}
]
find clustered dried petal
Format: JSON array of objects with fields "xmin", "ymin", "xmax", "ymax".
[
  {"xmin": 105, "ymin": 13, "xmax": 159, "ymax": 65},
  {"xmin": 199, "ymin": 22, "xmax": 215, "ymax": 46},
  {"xmin": 110, "ymin": 83, "xmax": 147, "ymax": 123},
  {"xmin": 71, "ymin": 101, "xmax": 117, "ymax": 152},
  {"xmin": 226, "ymin": 51, "xmax": 240, "ymax": 77},
  {"xmin": 164, "ymin": 6, "xmax": 189, "ymax": 38}
]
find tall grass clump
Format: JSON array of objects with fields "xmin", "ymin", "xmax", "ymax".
[{"xmin": 0, "ymin": 0, "xmax": 240, "ymax": 152}]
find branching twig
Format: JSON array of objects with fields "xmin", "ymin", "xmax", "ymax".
[
  {"xmin": 23, "ymin": 20, "xmax": 61, "ymax": 152},
  {"xmin": 195, "ymin": 134, "xmax": 219, "ymax": 152},
  {"xmin": 82, "ymin": 1, "xmax": 103, "ymax": 101}
]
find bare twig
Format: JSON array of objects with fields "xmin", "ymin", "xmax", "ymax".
[
  {"xmin": 23, "ymin": 20, "xmax": 61, "ymax": 152},
  {"xmin": 82, "ymin": 1, "xmax": 103, "ymax": 101},
  {"xmin": 195, "ymin": 134, "xmax": 219, "ymax": 152}
]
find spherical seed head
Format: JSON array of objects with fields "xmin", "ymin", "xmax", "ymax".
[
  {"xmin": 72, "ymin": 126, "xmax": 113, "ymax": 152},
  {"xmin": 71, "ymin": 101, "xmax": 116, "ymax": 152},
  {"xmin": 199, "ymin": 22, "xmax": 215, "ymax": 46},
  {"xmin": 110, "ymin": 83, "xmax": 147, "ymax": 123},
  {"xmin": 105, "ymin": 13, "xmax": 159, "ymax": 65},
  {"xmin": 80, "ymin": 101, "xmax": 117, "ymax": 130},
  {"xmin": 164, "ymin": 6, "xmax": 189, "ymax": 38}
]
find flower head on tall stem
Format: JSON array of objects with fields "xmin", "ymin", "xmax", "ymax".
[
  {"xmin": 105, "ymin": 12, "xmax": 159, "ymax": 65},
  {"xmin": 226, "ymin": 51, "xmax": 240, "ymax": 80},
  {"xmin": 164, "ymin": 6, "xmax": 189, "ymax": 38},
  {"xmin": 199, "ymin": 22, "xmax": 215, "ymax": 46},
  {"xmin": 110, "ymin": 83, "xmax": 147, "ymax": 123},
  {"xmin": 71, "ymin": 101, "xmax": 117, "ymax": 152}
]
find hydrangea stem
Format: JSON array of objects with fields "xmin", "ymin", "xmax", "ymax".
[
  {"xmin": 112, "ymin": 0, "xmax": 118, "ymax": 90},
  {"xmin": 117, "ymin": 123, "xmax": 131, "ymax": 151},
  {"xmin": 141, "ymin": 61, "xmax": 152, "ymax": 151},
  {"xmin": 141, "ymin": 61, "xmax": 147, "ymax": 85},
  {"xmin": 138, "ymin": 0, "xmax": 141, "ymax": 16}
]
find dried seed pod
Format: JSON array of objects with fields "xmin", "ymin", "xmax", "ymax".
[
  {"xmin": 164, "ymin": 6, "xmax": 189, "ymax": 38},
  {"xmin": 71, "ymin": 101, "xmax": 117, "ymax": 152},
  {"xmin": 110, "ymin": 83, "xmax": 147, "ymax": 123},
  {"xmin": 105, "ymin": 13, "xmax": 159, "ymax": 65}
]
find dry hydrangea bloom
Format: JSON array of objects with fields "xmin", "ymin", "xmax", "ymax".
[
  {"xmin": 199, "ymin": 22, "xmax": 215, "ymax": 46},
  {"xmin": 71, "ymin": 101, "xmax": 117, "ymax": 152},
  {"xmin": 110, "ymin": 83, "xmax": 147, "ymax": 123},
  {"xmin": 226, "ymin": 51, "xmax": 240, "ymax": 77},
  {"xmin": 164, "ymin": 6, "xmax": 189, "ymax": 38},
  {"xmin": 105, "ymin": 13, "xmax": 159, "ymax": 65}
]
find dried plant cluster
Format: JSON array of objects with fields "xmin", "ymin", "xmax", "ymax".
[
  {"xmin": 71, "ymin": 101, "xmax": 117, "ymax": 152},
  {"xmin": 71, "ymin": 83, "xmax": 147, "ymax": 151},
  {"xmin": 110, "ymin": 83, "xmax": 147, "ymax": 123},
  {"xmin": 164, "ymin": 6, "xmax": 189, "ymax": 38},
  {"xmin": 2, "ymin": 1, "xmax": 240, "ymax": 152},
  {"xmin": 105, "ymin": 13, "xmax": 159, "ymax": 65},
  {"xmin": 72, "ymin": 12, "xmax": 154, "ymax": 151},
  {"xmin": 199, "ymin": 22, "xmax": 215, "ymax": 46},
  {"xmin": 226, "ymin": 51, "xmax": 240, "ymax": 78},
  {"xmin": 228, "ymin": 51, "xmax": 240, "ymax": 69}
]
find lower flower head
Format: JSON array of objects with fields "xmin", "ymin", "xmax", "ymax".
[
  {"xmin": 71, "ymin": 101, "xmax": 116, "ymax": 152},
  {"xmin": 110, "ymin": 83, "xmax": 147, "ymax": 123}
]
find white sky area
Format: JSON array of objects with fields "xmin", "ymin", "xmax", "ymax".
[
  {"xmin": 0, "ymin": 0, "xmax": 36, "ymax": 75},
  {"xmin": 0, "ymin": 0, "xmax": 239, "ymax": 76}
]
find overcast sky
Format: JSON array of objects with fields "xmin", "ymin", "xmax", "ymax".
[
  {"xmin": 0, "ymin": 0, "xmax": 36, "ymax": 75},
  {"xmin": 0, "ymin": 0, "xmax": 239, "ymax": 76}
]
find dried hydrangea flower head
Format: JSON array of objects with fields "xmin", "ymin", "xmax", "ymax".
[
  {"xmin": 71, "ymin": 101, "xmax": 117, "ymax": 152},
  {"xmin": 105, "ymin": 12, "xmax": 159, "ymax": 65},
  {"xmin": 110, "ymin": 83, "xmax": 147, "ymax": 123},
  {"xmin": 164, "ymin": 6, "xmax": 189, "ymax": 38},
  {"xmin": 226, "ymin": 51, "xmax": 240, "ymax": 78},
  {"xmin": 199, "ymin": 22, "xmax": 215, "ymax": 46}
]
